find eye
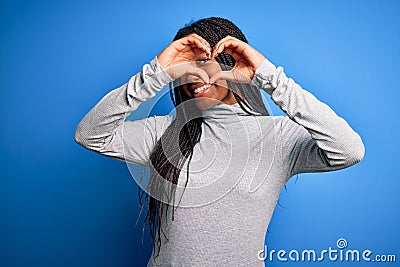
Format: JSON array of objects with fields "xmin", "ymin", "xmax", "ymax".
[{"xmin": 196, "ymin": 58, "xmax": 210, "ymax": 67}]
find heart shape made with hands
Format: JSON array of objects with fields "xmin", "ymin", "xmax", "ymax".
[
  {"xmin": 158, "ymin": 34, "xmax": 266, "ymax": 84},
  {"xmin": 201, "ymin": 35, "xmax": 266, "ymax": 84}
]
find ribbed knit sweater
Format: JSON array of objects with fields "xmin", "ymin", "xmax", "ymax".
[{"xmin": 74, "ymin": 57, "xmax": 365, "ymax": 266}]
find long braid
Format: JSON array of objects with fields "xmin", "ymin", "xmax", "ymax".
[{"xmin": 138, "ymin": 17, "xmax": 270, "ymax": 261}]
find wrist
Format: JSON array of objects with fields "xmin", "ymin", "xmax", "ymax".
[
  {"xmin": 152, "ymin": 56, "xmax": 174, "ymax": 84},
  {"xmin": 251, "ymin": 58, "xmax": 278, "ymax": 95}
]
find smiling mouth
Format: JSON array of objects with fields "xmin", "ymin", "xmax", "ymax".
[{"xmin": 193, "ymin": 83, "xmax": 211, "ymax": 94}]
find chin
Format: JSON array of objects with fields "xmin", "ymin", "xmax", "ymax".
[{"xmin": 194, "ymin": 97, "xmax": 222, "ymax": 110}]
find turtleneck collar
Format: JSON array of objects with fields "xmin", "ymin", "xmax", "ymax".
[{"xmin": 201, "ymin": 102, "xmax": 262, "ymax": 121}]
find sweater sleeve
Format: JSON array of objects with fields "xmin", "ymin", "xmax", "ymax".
[
  {"xmin": 251, "ymin": 59, "xmax": 365, "ymax": 178},
  {"xmin": 74, "ymin": 57, "xmax": 174, "ymax": 166}
]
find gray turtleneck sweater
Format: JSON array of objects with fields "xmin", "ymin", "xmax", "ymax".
[{"xmin": 74, "ymin": 57, "xmax": 364, "ymax": 267}]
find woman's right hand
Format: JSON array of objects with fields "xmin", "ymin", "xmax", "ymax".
[{"xmin": 157, "ymin": 33, "xmax": 212, "ymax": 83}]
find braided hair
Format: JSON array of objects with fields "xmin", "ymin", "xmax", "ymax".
[{"xmin": 138, "ymin": 17, "xmax": 270, "ymax": 260}]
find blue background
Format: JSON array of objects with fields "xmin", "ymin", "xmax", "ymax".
[{"xmin": 1, "ymin": 0, "xmax": 399, "ymax": 266}]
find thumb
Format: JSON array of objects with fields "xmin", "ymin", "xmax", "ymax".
[
  {"xmin": 210, "ymin": 69, "xmax": 250, "ymax": 84},
  {"xmin": 209, "ymin": 71, "xmax": 234, "ymax": 84},
  {"xmin": 167, "ymin": 63, "xmax": 210, "ymax": 83},
  {"xmin": 186, "ymin": 65, "xmax": 210, "ymax": 84}
]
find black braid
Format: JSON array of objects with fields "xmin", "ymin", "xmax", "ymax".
[{"xmin": 137, "ymin": 17, "xmax": 270, "ymax": 262}]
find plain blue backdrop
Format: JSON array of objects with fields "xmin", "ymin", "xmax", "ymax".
[{"xmin": 1, "ymin": 0, "xmax": 399, "ymax": 266}]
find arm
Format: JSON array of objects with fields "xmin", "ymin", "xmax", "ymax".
[
  {"xmin": 209, "ymin": 35, "xmax": 365, "ymax": 178},
  {"xmin": 252, "ymin": 59, "xmax": 365, "ymax": 177},
  {"xmin": 75, "ymin": 33, "xmax": 212, "ymax": 166},
  {"xmin": 74, "ymin": 57, "xmax": 174, "ymax": 166}
]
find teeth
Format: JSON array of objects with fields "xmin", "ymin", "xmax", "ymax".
[{"xmin": 193, "ymin": 84, "xmax": 211, "ymax": 94}]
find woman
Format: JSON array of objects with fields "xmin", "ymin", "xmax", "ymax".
[{"xmin": 74, "ymin": 17, "xmax": 365, "ymax": 266}]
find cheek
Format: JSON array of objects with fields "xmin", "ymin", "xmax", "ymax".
[
  {"xmin": 215, "ymin": 81, "xmax": 230, "ymax": 94},
  {"xmin": 209, "ymin": 84, "xmax": 230, "ymax": 100},
  {"xmin": 180, "ymin": 84, "xmax": 191, "ymax": 98}
]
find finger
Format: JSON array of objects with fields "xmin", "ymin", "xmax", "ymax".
[
  {"xmin": 186, "ymin": 65, "xmax": 210, "ymax": 83},
  {"xmin": 166, "ymin": 62, "xmax": 209, "ymax": 82},
  {"xmin": 189, "ymin": 34, "xmax": 212, "ymax": 55},
  {"xmin": 210, "ymin": 69, "xmax": 250, "ymax": 84},
  {"xmin": 212, "ymin": 36, "xmax": 242, "ymax": 58},
  {"xmin": 187, "ymin": 33, "xmax": 209, "ymax": 45},
  {"xmin": 221, "ymin": 47, "xmax": 243, "ymax": 59},
  {"xmin": 213, "ymin": 40, "xmax": 244, "ymax": 60},
  {"xmin": 190, "ymin": 47, "xmax": 204, "ymax": 57},
  {"xmin": 209, "ymin": 70, "xmax": 234, "ymax": 84},
  {"xmin": 183, "ymin": 34, "xmax": 211, "ymax": 57}
]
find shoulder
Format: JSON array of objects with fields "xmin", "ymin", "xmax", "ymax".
[
  {"xmin": 154, "ymin": 115, "xmax": 174, "ymax": 136},
  {"xmin": 256, "ymin": 115, "xmax": 309, "ymax": 143},
  {"xmin": 273, "ymin": 115, "xmax": 307, "ymax": 134},
  {"xmin": 146, "ymin": 114, "xmax": 174, "ymax": 129},
  {"xmin": 123, "ymin": 114, "xmax": 174, "ymax": 141},
  {"xmin": 255, "ymin": 115, "xmax": 287, "ymax": 132}
]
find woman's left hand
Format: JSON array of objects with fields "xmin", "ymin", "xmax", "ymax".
[{"xmin": 209, "ymin": 36, "xmax": 266, "ymax": 84}]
